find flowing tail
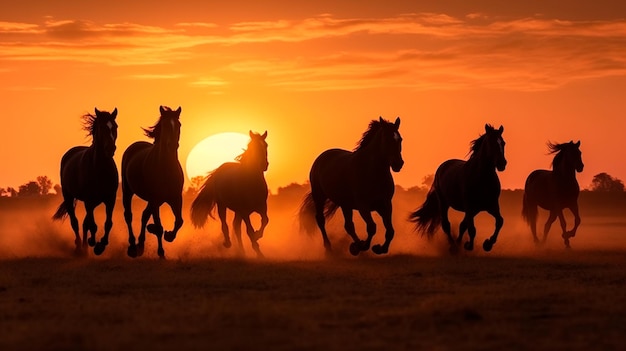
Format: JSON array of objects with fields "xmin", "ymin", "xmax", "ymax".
[
  {"xmin": 408, "ymin": 188, "xmax": 441, "ymax": 238},
  {"xmin": 190, "ymin": 175, "xmax": 217, "ymax": 229},
  {"xmin": 521, "ymin": 191, "xmax": 537, "ymax": 226},
  {"xmin": 52, "ymin": 200, "xmax": 74, "ymax": 221},
  {"xmin": 298, "ymin": 191, "xmax": 339, "ymax": 236}
]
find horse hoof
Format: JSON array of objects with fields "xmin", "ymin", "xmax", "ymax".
[
  {"xmin": 127, "ymin": 246, "xmax": 138, "ymax": 258},
  {"xmin": 94, "ymin": 242, "xmax": 106, "ymax": 256},
  {"xmin": 223, "ymin": 240, "xmax": 232, "ymax": 248},
  {"xmin": 147, "ymin": 224, "xmax": 163, "ymax": 235},
  {"xmin": 372, "ymin": 244, "xmax": 387, "ymax": 255},
  {"xmin": 136, "ymin": 244, "xmax": 145, "ymax": 257},
  {"xmin": 464, "ymin": 241, "xmax": 474, "ymax": 251},
  {"xmin": 349, "ymin": 242, "xmax": 360, "ymax": 256},
  {"xmin": 483, "ymin": 239, "xmax": 493, "ymax": 252},
  {"xmin": 164, "ymin": 231, "xmax": 176, "ymax": 242},
  {"xmin": 88, "ymin": 237, "xmax": 96, "ymax": 247},
  {"xmin": 158, "ymin": 248, "xmax": 165, "ymax": 258}
]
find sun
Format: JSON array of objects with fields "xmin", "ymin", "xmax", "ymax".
[{"xmin": 186, "ymin": 132, "xmax": 250, "ymax": 180}]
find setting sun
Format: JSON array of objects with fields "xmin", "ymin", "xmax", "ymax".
[{"xmin": 185, "ymin": 132, "xmax": 250, "ymax": 180}]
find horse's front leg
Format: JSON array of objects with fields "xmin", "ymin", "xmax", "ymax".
[
  {"xmin": 232, "ymin": 213, "xmax": 243, "ymax": 253},
  {"xmin": 563, "ymin": 204, "xmax": 581, "ymax": 248},
  {"xmin": 341, "ymin": 207, "xmax": 365, "ymax": 256},
  {"xmin": 242, "ymin": 215, "xmax": 264, "ymax": 258},
  {"xmin": 164, "ymin": 196, "xmax": 183, "ymax": 243},
  {"xmin": 252, "ymin": 206, "xmax": 269, "ymax": 241},
  {"xmin": 94, "ymin": 197, "xmax": 114, "ymax": 255},
  {"xmin": 82, "ymin": 202, "xmax": 97, "ymax": 250},
  {"xmin": 146, "ymin": 204, "xmax": 165, "ymax": 258},
  {"xmin": 134, "ymin": 203, "xmax": 154, "ymax": 258},
  {"xmin": 484, "ymin": 207, "xmax": 504, "ymax": 252},
  {"xmin": 372, "ymin": 205, "xmax": 394, "ymax": 255},
  {"xmin": 462, "ymin": 212, "xmax": 478, "ymax": 251}
]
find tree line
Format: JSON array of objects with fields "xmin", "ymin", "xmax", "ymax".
[{"xmin": 0, "ymin": 172, "xmax": 624, "ymax": 198}]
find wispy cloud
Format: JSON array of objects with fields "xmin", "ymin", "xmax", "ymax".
[
  {"xmin": 125, "ymin": 74, "xmax": 185, "ymax": 80},
  {"xmin": 1, "ymin": 14, "xmax": 625, "ymax": 91}
]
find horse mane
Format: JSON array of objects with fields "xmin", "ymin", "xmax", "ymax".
[
  {"xmin": 142, "ymin": 106, "xmax": 174, "ymax": 139},
  {"xmin": 81, "ymin": 113, "xmax": 98, "ymax": 136},
  {"xmin": 236, "ymin": 134, "xmax": 265, "ymax": 165},
  {"xmin": 468, "ymin": 124, "xmax": 496, "ymax": 158},
  {"xmin": 354, "ymin": 118, "xmax": 389, "ymax": 152},
  {"xmin": 547, "ymin": 141, "xmax": 567, "ymax": 168}
]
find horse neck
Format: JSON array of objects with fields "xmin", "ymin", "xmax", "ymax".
[
  {"xmin": 466, "ymin": 150, "xmax": 496, "ymax": 173},
  {"xmin": 150, "ymin": 139, "xmax": 178, "ymax": 164},
  {"xmin": 553, "ymin": 160, "xmax": 577, "ymax": 180},
  {"xmin": 86, "ymin": 138, "xmax": 109, "ymax": 167},
  {"xmin": 354, "ymin": 141, "xmax": 389, "ymax": 172}
]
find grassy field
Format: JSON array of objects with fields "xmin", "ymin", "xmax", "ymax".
[{"xmin": 0, "ymin": 189, "xmax": 625, "ymax": 350}]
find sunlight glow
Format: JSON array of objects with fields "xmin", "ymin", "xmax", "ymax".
[{"xmin": 185, "ymin": 132, "xmax": 250, "ymax": 180}]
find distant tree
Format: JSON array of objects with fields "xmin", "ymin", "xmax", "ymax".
[
  {"xmin": 0, "ymin": 187, "xmax": 5, "ymax": 197},
  {"xmin": 37, "ymin": 175, "xmax": 53, "ymax": 195},
  {"xmin": 7, "ymin": 187, "xmax": 17, "ymax": 197},
  {"xmin": 590, "ymin": 172, "xmax": 625, "ymax": 192},
  {"xmin": 53, "ymin": 184, "xmax": 62, "ymax": 195},
  {"xmin": 18, "ymin": 181, "xmax": 41, "ymax": 197},
  {"xmin": 184, "ymin": 176, "xmax": 206, "ymax": 197},
  {"xmin": 421, "ymin": 174, "xmax": 434, "ymax": 190}
]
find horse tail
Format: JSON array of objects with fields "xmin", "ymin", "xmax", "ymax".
[
  {"xmin": 298, "ymin": 192, "xmax": 318, "ymax": 235},
  {"xmin": 52, "ymin": 200, "xmax": 74, "ymax": 221},
  {"xmin": 521, "ymin": 191, "xmax": 537, "ymax": 226},
  {"xmin": 190, "ymin": 174, "xmax": 217, "ymax": 229},
  {"xmin": 298, "ymin": 192, "xmax": 340, "ymax": 236},
  {"xmin": 408, "ymin": 188, "xmax": 441, "ymax": 238}
]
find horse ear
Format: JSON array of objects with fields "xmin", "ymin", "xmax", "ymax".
[
  {"xmin": 111, "ymin": 108, "xmax": 118, "ymax": 119},
  {"xmin": 575, "ymin": 140, "xmax": 581, "ymax": 147},
  {"xmin": 261, "ymin": 130, "xmax": 268, "ymax": 139},
  {"xmin": 159, "ymin": 105, "xmax": 165, "ymax": 114},
  {"xmin": 249, "ymin": 130, "xmax": 254, "ymax": 138},
  {"xmin": 95, "ymin": 107, "xmax": 101, "ymax": 115},
  {"xmin": 175, "ymin": 106, "xmax": 182, "ymax": 115},
  {"xmin": 394, "ymin": 117, "xmax": 400, "ymax": 128},
  {"xmin": 498, "ymin": 125, "xmax": 504, "ymax": 133},
  {"xmin": 379, "ymin": 116, "xmax": 384, "ymax": 123}
]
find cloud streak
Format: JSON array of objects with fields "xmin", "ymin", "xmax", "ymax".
[{"xmin": 1, "ymin": 14, "xmax": 625, "ymax": 91}]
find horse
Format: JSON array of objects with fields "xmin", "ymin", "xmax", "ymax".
[
  {"xmin": 52, "ymin": 108, "xmax": 119, "ymax": 256},
  {"xmin": 522, "ymin": 141, "xmax": 583, "ymax": 248},
  {"xmin": 121, "ymin": 106, "xmax": 184, "ymax": 259},
  {"xmin": 190, "ymin": 131, "xmax": 269, "ymax": 258},
  {"xmin": 299, "ymin": 117, "xmax": 404, "ymax": 256},
  {"xmin": 409, "ymin": 124, "xmax": 507, "ymax": 253}
]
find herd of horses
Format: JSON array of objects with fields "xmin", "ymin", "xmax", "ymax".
[{"xmin": 52, "ymin": 106, "xmax": 584, "ymax": 258}]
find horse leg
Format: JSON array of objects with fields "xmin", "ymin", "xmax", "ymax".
[
  {"xmin": 146, "ymin": 204, "xmax": 165, "ymax": 258},
  {"xmin": 253, "ymin": 207, "xmax": 269, "ymax": 241},
  {"xmin": 342, "ymin": 207, "xmax": 364, "ymax": 256},
  {"xmin": 83, "ymin": 202, "xmax": 98, "ymax": 249},
  {"xmin": 123, "ymin": 191, "xmax": 139, "ymax": 258},
  {"xmin": 462, "ymin": 213, "xmax": 477, "ymax": 251},
  {"xmin": 483, "ymin": 207, "xmax": 504, "ymax": 252},
  {"xmin": 242, "ymin": 215, "xmax": 264, "ymax": 258},
  {"xmin": 439, "ymin": 202, "xmax": 457, "ymax": 253},
  {"xmin": 563, "ymin": 204, "xmax": 581, "ymax": 248},
  {"xmin": 372, "ymin": 205, "xmax": 394, "ymax": 255},
  {"xmin": 232, "ymin": 213, "xmax": 243, "ymax": 254},
  {"xmin": 542, "ymin": 211, "xmax": 558, "ymax": 244},
  {"xmin": 163, "ymin": 196, "xmax": 183, "ymax": 243},
  {"xmin": 529, "ymin": 208, "xmax": 540, "ymax": 244},
  {"xmin": 64, "ymin": 196, "xmax": 83, "ymax": 255},
  {"xmin": 457, "ymin": 218, "xmax": 468, "ymax": 245},
  {"xmin": 217, "ymin": 204, "xmax": 232, "ymax": 248},
  {"xmin": 135, "ymin": 203, "xmax": 153, "ymax": 258},
  {"xmin": 313, "ymin": 193, "xmax": 332, "ymax": 252},
  {"xmin": 94, "ymin": 197, "xmax": 114, "ymax": 256}
]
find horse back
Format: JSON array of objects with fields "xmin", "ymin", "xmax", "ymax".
[{"xmin": 525, "ymin": 169, "xmax": 579, "ymax": 210}]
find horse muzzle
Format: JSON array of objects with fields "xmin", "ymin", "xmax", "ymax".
[
  {"xmin": 391, "ymin": 159, "xmax": 404, "ymax": 172},
  {"xmin": 577, "ymin": 164, "xmax": 584, "ymax": 173},
  {"xmin": 496, "ymin": 160, "xmax": 507, "ymax": 172}
]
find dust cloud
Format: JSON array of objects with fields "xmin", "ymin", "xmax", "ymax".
[{"xmin": 1, "ymin": 188, "xmax": 625, "ymax": 261}]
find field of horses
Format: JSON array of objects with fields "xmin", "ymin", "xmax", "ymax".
[{"xmin": 1, "ymin": 190, "xmax": 625, "ymax": 350}]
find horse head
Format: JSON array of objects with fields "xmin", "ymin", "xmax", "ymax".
[
  {"xmin": 479, "ymin": 124, "xmax": 507, "ymax": 172},
  {"xmin": 239, "ymin": 130, "xmax": 269, "ymax": 172},
  {"xmin": 379, "ymin": 116, "xmax": 404, "ymax": 172},
  {"xmin": 92, "ymin": 107, "xmax": 118, "ymax": 158},
  {"xmin": 144, "ymin": 106, "xmax": 181, "ymax": 152},
  {"xmin": 551, "ymin": 140, "xmax": 583, "ymax": 173}
]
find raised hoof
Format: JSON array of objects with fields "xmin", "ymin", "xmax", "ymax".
[
  {"xmin": 464, "ymin": 241, "xmax": 474, "ymax": 251},
  {"xmin": 127, "ymin": 245, "xmax": 138, "ymax": 258},
  {"xmin": 164, "ymin": 231, "xmax": 176, "ymax": 243},
  {"xmin": 94, "ymin": 242, "xmax": 106, "ymax": 256},
  {"xmin": 349, "ymin": 242, "xmax": 361, "ymax": 256},
  {"xmin": 252, "ymin": 230, "xmax": 263, "ymax": 241},
  {"xmin": 147, "ymin": 224, "xmax": 163, "ymax": 235},
  {"xmin": 483, "ymin": 239, "xmax": 494, "ymax": 252},
  {"xmin": 88, "ymin": 237, "xmax": 96, "ymax": 247},
  {"xmin": 223, "ymin": 240, "xmax": 232, "ymax": 248},
  {"xmin": 371, "ymin": 244, "xmax": 387, "ymax": 255}
]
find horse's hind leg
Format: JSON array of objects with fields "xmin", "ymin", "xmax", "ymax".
[
  {"xmin": 218, "ymin": 204, "xmax": 232, "ymax": 248},
  {"xmin": 232, "ymin": 213, "xmax": 243, "ymax": 254},
  {"xmin": 461, "ymin": 212, "xmax": 478, "ymax": 251},
  {"xmin": 123, "ymin": 190, "xmax": 139, "ymax": 258},
  {"xmin": 543, "ymin": 211, "xmax": 558, "ymax": 243},
  {"xmin": 563, "ymin": 204, "xmax": 581, "ymax": 248},
  {"xmin": 136, "ymin": 203, "xmax": 155, "ymax": 257},
  {"xmin": 483, "ymin": 207, "xmax": 504, "ymax": 252},
  {"xmin": 439, "ymin": 201, "xmax": 457, "ymax": 252},
  {"xmin": 243, "ymin": 215, "xmax": 263, "ymax": 258},
  {"xmin": 83, "ymin": 202, "xmax": 98, "ymax": 248},
  {"xmin": 343, "ymin": 207, "xmax": 366, "ymax": 256},
  {"xmin": 146, "ymin": 204, "xmax": 165, "ymax": 258},
  {"xmin": 312, "ymin": 192, "xmax": 332, "ymax": 252},
  {"xmin": 64, "ymin": 196, "xmax": 83, "ymax": 255}
]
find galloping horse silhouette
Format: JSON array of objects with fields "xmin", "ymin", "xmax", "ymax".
[
  {"xmin": 53, "ymin": 108, "xmax": 118, "ymax": 256},
  {"xmin": 190, "ymin": 131, "xmax": 269, "ymax": 258},
  {"xmin": 522, "ymin": 141, "xmax": 584, "ymax": 248},
  {"xmin": 410, "ymin": 124, "xmax": 507, "ymax": 253},
  {"xmin": 121, "ymin": 106, "xmax": 184, "ymax": 258},
  {"xmin": 299, "ymin": 117, "xmax": 404, "ymax": 256}
]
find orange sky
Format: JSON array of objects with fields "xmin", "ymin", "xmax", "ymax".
[{"xmin": 2, "ymin": 0, "xmax": 626, "ymax": 192}]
